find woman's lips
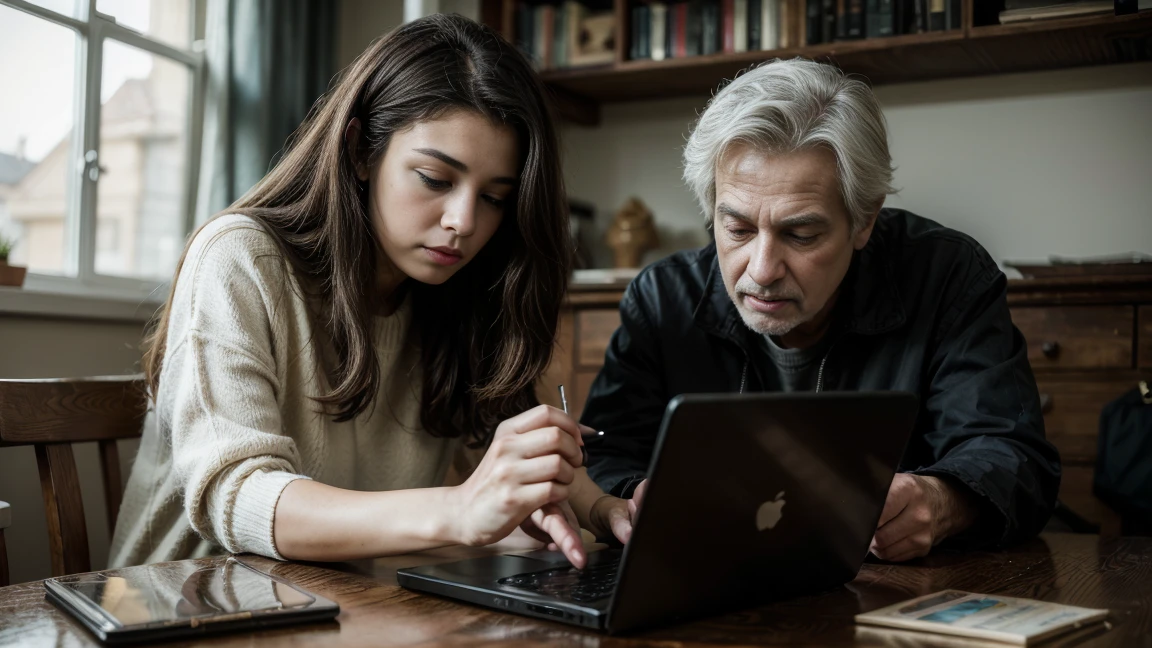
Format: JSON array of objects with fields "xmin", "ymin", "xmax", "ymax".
[{"xmin": 424, "ymin": 246, "xmax": 463, "ymax": 266}]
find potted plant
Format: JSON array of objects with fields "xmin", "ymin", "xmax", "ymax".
[{"xmin": 0, "ymin": 234, "xmax": 27, "ymax": 288}]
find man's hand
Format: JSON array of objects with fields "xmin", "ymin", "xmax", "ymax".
[
  {"xmin": 870, "ymin": 474, "xmax": 979, "ymax": 562},
  {"xmin": 589, "ymin": 479, "xmax": 648, "ymax": 544}
]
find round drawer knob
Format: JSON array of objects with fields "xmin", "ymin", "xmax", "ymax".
[{"xmin": 1041, "ymin": 341, "xmax": 1060, "ymax": 359}]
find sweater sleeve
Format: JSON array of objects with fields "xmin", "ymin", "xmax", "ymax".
[{"xmin": 160, "ymin": 222, "xmax": 312, "ymax": 560}]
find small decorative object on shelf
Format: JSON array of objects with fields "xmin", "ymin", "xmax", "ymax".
[
  {"xmin": 0, "ymin": 234, "xmax": 26, "ymax": 288},
  {"xmin": 606, "ymin": 197, "xmax": 659, "ymax": 268}
]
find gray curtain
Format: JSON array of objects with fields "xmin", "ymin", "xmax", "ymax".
[{"xmin": 195, "ymin": 0, "xmax": 336, "ymax": 225}]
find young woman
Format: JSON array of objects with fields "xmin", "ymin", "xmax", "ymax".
[{"xmin": 109, "ymin": 14, "xmax": 594, "ymax": 570}]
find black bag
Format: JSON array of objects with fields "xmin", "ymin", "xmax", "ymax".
[{"xmin": 1094, "ymin": 380, "xmax": 1152, "ymax": 535}]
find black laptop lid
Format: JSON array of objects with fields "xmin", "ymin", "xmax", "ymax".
[{"xmin": 606, "ymin": 391, "xmax": 918, "ymax": 633}]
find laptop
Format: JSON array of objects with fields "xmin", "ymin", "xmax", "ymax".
[{"xmin": 398, "ymin": 391, "xmax": 918, "ymax": 634}]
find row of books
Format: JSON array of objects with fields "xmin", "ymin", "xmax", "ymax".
[
  {"xmin": 804, "ymin": 0, "xmax": 964, "ymax": 43},
  {"xmin": 998, "ymin": 0, "xmax": 1114, "ymax": 24},
  {"xmin": 629, "ymin": 0, "xmax": 963, "ymax": 61},
  {"xmin": 515, "ymin": 2, "xmax": 617, "ymax": 71},
  {"xmin": 515, "ymin": 0, "xmax": 964, "ymax": 70}
]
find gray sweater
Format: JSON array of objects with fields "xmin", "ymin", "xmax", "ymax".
[{"xmin": 109, "ymin": 215, "xmax": 455, "ymax": 568}]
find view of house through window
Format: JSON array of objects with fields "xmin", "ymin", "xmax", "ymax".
[
  {"xmin": 0, "ymin": 4, "xmax": 77, "ymax": 275},
  {"xmin": 96, "ymin": 39, "xmax": 190, "ymax": 280},
  {"xmin": 0, "ymin": 0, "xmax": 195, "ymax": 285}
]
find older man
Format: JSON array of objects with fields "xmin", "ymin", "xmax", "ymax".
[{"xmin": 565, "ymin": 59, "xmax": 1060, "ymax": 563}]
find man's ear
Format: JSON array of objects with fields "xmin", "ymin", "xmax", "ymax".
[
  {"xmin": 852, "ymin": 200, "xmax": 884, "ymax": 251},
  {"xmin": 344, "ymin": 118, "xmax": 369, "ymax": 182}
]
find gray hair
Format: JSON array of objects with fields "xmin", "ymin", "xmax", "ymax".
[{"xmin": 683, "ymin": 58, "xmax": 896, "ymax": 233}]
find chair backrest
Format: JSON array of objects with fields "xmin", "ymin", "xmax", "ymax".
[{"xmin": 0, "ymin": 375, "xmax": 147, "ymax": 581}]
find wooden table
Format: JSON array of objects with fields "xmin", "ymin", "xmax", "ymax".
[{"xmin": 0, "ymin": 533, "xmax": 1149, "ymax": 647}]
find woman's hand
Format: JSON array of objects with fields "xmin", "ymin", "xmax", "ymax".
[{"xmin": 446, "ymin": 405, "xmax": 587, "ymax": 567}]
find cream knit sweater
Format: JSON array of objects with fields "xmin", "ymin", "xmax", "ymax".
[{"xmin": 109, "ymin": 215, "xmax": 456, "ymax": 568}]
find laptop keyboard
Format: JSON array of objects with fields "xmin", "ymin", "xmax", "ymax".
[{"xmin": 497, "ymin": 555, "xmax": 621, "ymax": 603}]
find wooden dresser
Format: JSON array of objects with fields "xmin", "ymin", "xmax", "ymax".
[
  {"xmin": 1006, "ymin": 273, "xmax": 1152, "ymax": 533},
  {"xmin": 540, "ymin": 274, "xmax": 1152, "ymax": 532}
]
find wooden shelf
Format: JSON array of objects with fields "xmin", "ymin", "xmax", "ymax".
[
  {"xmin": 502, "ymin": 5, "xmax": 1152, "ymax": 125},
  {"xmin": 540, "ymin": 29, "xmax": 970, "ymax": 104}
]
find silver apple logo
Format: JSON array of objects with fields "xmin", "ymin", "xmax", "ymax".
[{"xmin": 756, "ymin": 490, "xmax": 786, "ymax": 531}]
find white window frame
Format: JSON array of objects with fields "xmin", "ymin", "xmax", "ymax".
[{"xmin": 1, "ymin": 0, "xmax": 204, "ymax": 304}]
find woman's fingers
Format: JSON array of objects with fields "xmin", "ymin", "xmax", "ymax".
[
  {"xmin": 513, "ymin": 454, "xmax": 576, "ymax": 485},
  {"xmin": 519, "ymin": 481, "xmax": 569, "ymax": 510},
  {"xmin": 533, "ymin": 503, "xmax": 586, "ymax": 569},
  {"xmin": 496, "ymin": 405, "xmax": 585, "ymax": 448},
  {"xmin": 507, "ymin": 426, "xmax": 582, "ymax": 467}
]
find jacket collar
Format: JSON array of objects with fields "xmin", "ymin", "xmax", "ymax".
[{"xmin": 693, "ymin": 231, "xmax": 907, "ymax": 347}]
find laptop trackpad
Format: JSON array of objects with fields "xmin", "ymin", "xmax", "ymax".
[{"xmin": 410, "ymin": 548, "xmax": 616, "ymax": 583}]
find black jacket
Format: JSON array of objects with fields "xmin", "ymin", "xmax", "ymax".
[{"xmin": 581, "ymin": 209, "xmax": 1061, "ymax": 547}]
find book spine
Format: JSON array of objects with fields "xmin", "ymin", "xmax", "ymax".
[
  {"xmin": 635, "ymin": 3, "xmax": 645, "ymax": 60},
  {"xmin": 544, "ymin": 5, "xmax": 555, "ymax": 69},
  {"xmin": 880, "ymin": 0, "xmax": 895, "ymax": 35},
  {"xmin": 929, "ymin": 0, "xmax": 944, "ymax": 31},
  {"xmin": 553, "ymin": 5, "xmax": 563, "ymax": 68},
  {"xmin": 651, "ymin": 3, "xmax": 668, "ymax": 60},
  {"xmin": 748, "ymin": 0, "xmax": 762, "ymax": 48},
  {"xmin": 821, "ymin": 0, "xmax": 836, "ymax": 42},
  {"xmin": 778, "ymin": 0, "xmax": 787, "ymax": 47},
  {"xmin": 517, "ymin": 4, "xmax": 533, "ymax": 58},
  {"xmin": 893, "ymin": 0, "xmax": 912, "ymax": 34},
  {"xmin": 806, "ymin": 0, "xmax": 821, "ymax": 44},
  {"xmin": 945, "ymin": 0, "xmax": 960, "ymax": 29},
  {"xmin": 763, "ymin": 0, "xmax": 780, "ymax": 48},
  {"xmin": 735, "ymin": 0, "xmax": 749, "ymax": 51},
  {"xmin": 533, "ymin": 6, "xmax": 547, "ymax": 68},
  {"xmin": 697, "ymin": 1, "xmax": 715, "ymax": 56},
  {"xmin": 846, "ymin": 0, "xmax": 864, "ymax": 38},
  {"xmin": 836, "ymin": 0, "xmax": 847, "ymax": 39},
  {"xmin": 642, "ymin": 5, "xmax": 652, "ymax": 57},
  {"xmin": 678, "ymin": 2, "xmax": 691, "ymax": 57},
  {"xmin": 723, "ymin": 0, "xmax": 736, "ymax": 52}
]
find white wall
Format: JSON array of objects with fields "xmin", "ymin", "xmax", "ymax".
[
  {"xmin": 337, "ymin": 0, "xmax": 405, "ymax": 71},
  {"xmin": 0, "ymin": 315, "xmax": 145, "ymax": 585},
  {"xmin": 336, "ymin": 0, "xmax": 480, "ymax": 71},
  {"xmin": 562, "ymin": 61, "xmax": 1152, "ymax": 271}
]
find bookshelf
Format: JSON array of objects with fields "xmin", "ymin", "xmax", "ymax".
[{"xmin": 481, "ymin": 1, "xmax": 1152, "ymax": 126}]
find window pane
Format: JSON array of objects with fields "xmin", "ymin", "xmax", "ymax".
[
  {"xmin": 0, "ymin": 5, "xmax": 79, "ymax": 275},
  {"xmin": 96, "ymin": 39, "xmax": 190, "ymax": 280},
  {"xmin": 96, "ymin": 0, "xmax": 192, "ymax": 47},
  {"xmin": 18, "ymin": 0, "xmax": 83, "ymax": 19}
]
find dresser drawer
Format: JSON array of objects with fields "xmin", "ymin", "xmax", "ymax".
[
  {"xmin": 1035, "ymin": 375, "xmax": 1139, "ymax": 465},
  {"xmin": 1011, "ymin": 306, "xmax": 1134, "ymax": 369},
  {"xmin": 576, "ymin": 309, "xmax": 621, "ymax": 368}
]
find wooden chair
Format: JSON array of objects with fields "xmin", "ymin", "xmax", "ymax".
[{"xmin": 0, "ymin": 376, "xmax": 147, "ymax": 586}]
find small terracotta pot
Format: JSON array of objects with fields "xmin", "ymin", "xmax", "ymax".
[{"xmin": 0, "ymin": 259, "xmax": 27, "ymax": 287}]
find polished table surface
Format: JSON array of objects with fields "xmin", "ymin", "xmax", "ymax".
[{"xmin": 0, "ymin": 533, "xmax": 1149, "ymax": 647}]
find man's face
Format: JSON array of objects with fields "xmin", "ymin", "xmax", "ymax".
[{"xmin": 713, "ymin": 145, "xmax": 875, "ymax": 348}]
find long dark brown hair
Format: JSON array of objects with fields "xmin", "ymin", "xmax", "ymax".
[{"xmin": 143, "ymin": 14, "xmax": 572, "ymax": 445}]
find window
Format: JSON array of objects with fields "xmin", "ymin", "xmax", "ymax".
[{"xmin": 0, "ymin": 0, "xmax": 201, "ymax": 298}]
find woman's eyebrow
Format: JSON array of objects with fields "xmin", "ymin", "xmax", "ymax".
[{"xmin": 414, "ymin": 147, "xmax": 517, "ymax": 185}]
